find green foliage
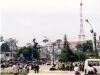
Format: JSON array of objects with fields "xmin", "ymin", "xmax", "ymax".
[
  {"xmin": 17, "ymin": 46, "xmax": 40, "ymax": 60},
  {"xmin": 60, "ymin": 48, "xmax": 68, "ymax": 62},
  {"xmin": 82, "ymin": 40, "xmax": 93, "ymax": 52},
  {"xmin": 73, "ymin": 51, "xmax": 86, "ymax": 61},
  {"xmin": 60, "ymin": 34, "xmax": 78, "ymax": 62},
  {"xmin": 60, "ymin": 48, "xmax": 77, "ymax": 62},
  {"xmin": 60, "ymin": 47, "xmax": 87, "ymax": 62},
  {"xmin": 32, "ymin": 48, "xmax": 40, "ymax": 59},
  {"xmin": 60, "ymin": 40, "xmax": 97, "ymax": 62},
  {"xmin": 80, "ymin": 40, "xmax": 98, "ymax": 58},
  {"xmin": 23, "ymin": 49, "xmax": 31, "ymax": 60}
]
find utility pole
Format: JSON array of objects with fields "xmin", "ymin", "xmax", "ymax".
[
  {"xmin": 85, "ymin": 19, "xmax": 98, "ymax": 57},
  {"xmin": 52, "ymin": 43, "xmax": 55, "ymax": 65}
]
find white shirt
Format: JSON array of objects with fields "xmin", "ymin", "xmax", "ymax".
[
  {"xmin": 12, "ymin": 65, "xmax": 19, "ymax": 73},
  {"xmin": 87, "ymin": 67, "xmax": 95, "ymax": 73},
  {"xmin": 74, "ymin": 66, "xmax": 80, "ymax": 72}
]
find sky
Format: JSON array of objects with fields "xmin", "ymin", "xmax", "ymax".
[{"xmin": 0, "ymin": 0, "xmax": 100, "ymax": 46}]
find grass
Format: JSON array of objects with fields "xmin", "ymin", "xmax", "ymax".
[{"xmin": 1, "ymin": 72, "xmax": 26, "ymax": 75}]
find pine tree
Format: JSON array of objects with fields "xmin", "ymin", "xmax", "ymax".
[{"xmin": 63, "ymin": 34, "xmax": 70, "ymax": 51}]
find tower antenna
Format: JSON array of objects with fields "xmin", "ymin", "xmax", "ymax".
[{"xmin": 79, "ymin": 0, "xmax": 85, "ymax": 41}]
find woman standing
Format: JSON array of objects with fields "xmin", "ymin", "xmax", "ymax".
[{"xmin": 12, "ymin": 63, "xmax": 19, "ymax": 75}]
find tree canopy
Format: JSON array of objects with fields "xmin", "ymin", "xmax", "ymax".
[
  {"xmin": 17, "ymin": 46, "xmax": 40, "ymax": 61},
  {"xmin": 82, "ymin": 40, "xmax": 93, "ymax": 52}
]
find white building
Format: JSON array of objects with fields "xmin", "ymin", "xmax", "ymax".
[{"xmin": 0, "ymin": 41, "xmax": 16, "ymax": 61}]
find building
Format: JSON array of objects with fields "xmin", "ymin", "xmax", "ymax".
[
  {"xmin": 0, "ymin": 41, "xmax": 17, "ymax": 61},
  {"xmin": 44, "ymin": 40, "xmax": 81, "ymax": 62}
]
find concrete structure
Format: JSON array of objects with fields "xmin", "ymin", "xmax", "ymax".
[
  {"xmin": 43, "ymin": 40, "xmax": 81, "ymax": 63},
  {"xmin": 46, "ymin": 40, "xmax": 80, "ymax": 52},
  {"xmin": 0, "ymin": 41, "xmax": 16, "ymax": 61}
]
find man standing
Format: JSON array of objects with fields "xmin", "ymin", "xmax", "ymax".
[
  {"xmin": 36, "ymin": 64, "xmax": 40, "ymax": 73},
  {"xmin": 12, "ymin": 63, "xmax": 19, "ymax": 75},
  {"xmin": 34, "ymin": 64, "xmax": 40, "ymax": 73}
]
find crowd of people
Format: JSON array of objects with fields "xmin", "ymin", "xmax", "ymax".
[
  {"xmin": 31, "ymin": 64, "xmax": 40, "ymax": 73},
  {"xmin": 50, "ymin": 62, "xmax": 97, "ymax": 75},
  {"xmin": 12, "ymin": 63, "xmax": 30, "ymax": 75},
  {"xmin": 1, "ymin": 60, "xmax": 40, "ymax": 75},
  {"xmin": 10, "ymin": 62, "xmax": 40, "ymax": 75},
  {"xmin": 1, "ymin": 61, "xmax": 98, "ymax": 75},
  {"xmin": 50, "ymin": 62, "xmax": 84, "ymax": 72}
]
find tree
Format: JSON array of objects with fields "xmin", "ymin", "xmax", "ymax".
[
  {"xmin": 17, "ymin": 45, "xmax": 40, "ymax": 61},
  {"xmin": 32, "ymin": 38, "xmax": 40, "ymax": 59},
  {"xmin": 23, "ymin": 48, "xmax": 32, "ymax": 60},
  {"xmin": 60, "ymin": 48, "xmax": 68, "ymax": 62},
  {"xmin": 43, "ymin": 38, "xmax": 48, "ymax": 44},
  {"xmin": 60, "ymin": 34, "xmax": 77, "ymax": 62},
  {"xmin": 76, "ymin": 43, "xmax": 83, "ymax": 51},
  {"xmin": 75, "ymin": 40, "xmax": 95, "ymax": 59},
  {"xmin": 73, "ymin": 51, "xmax": 86, "ymax": 61},
  {"xmin": 32, "ymin": 48, "xmax": 40, "ymax": 60},
  {"xmin": 63, "ymin": 34, "xmax": 70, "ymax": 50},
  {"xmin": 82, "ymin": 40, "xmax": 93, "ymax": 52}
]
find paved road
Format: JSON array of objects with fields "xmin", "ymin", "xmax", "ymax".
[
  {"xmin": 0, "ymin": 65, "xmax": 84, "ymax": 75},
  {"xmin": 28, "ymin": 65, "xmax": 84, "ymax": 75}
]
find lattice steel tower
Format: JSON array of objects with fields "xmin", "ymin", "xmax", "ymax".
[{"xmin": 79, "ymin": 0, "xmax": 85, "ymax": 41}]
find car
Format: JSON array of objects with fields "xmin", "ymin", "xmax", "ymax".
[
  {"xmin": 46, "ymin": 61, "xmax": 51, "ymax": 65},
  {"xmin": 84, "ymin": 59, "xmax": 100, "ymax": 75}
]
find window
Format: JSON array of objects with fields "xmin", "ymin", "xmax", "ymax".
[
  {"xmin": 88, "ymin": 61, "xmax": 99, "ymax": 66},
  {"xmin": 6, "ymin": 54, "xmax": 9, "ymax": 56}
]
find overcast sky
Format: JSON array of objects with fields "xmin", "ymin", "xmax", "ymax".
[{"xmin": 0, "ymin": 0, "xmax": 100, "ymax": 46}]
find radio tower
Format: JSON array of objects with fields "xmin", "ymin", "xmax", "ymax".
[{"xmin": 79, "ymin": 0, "xmax": 85, "ymax": 41}]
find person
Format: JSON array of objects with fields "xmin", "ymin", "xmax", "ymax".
[
  {"xmin": 74, "ymin": 64, "xmax": 81, "ymax": 75},
  {"xmin": 34, "ymin": 64, "xmax": 36, "ymax": 73},
  {"xmin": 93, "ymin": 64, "xmax": 97, "ymax": 74},
  {"xmin": 19, "ymin": 63, "xmax": 23, "ymax": 73},
  {"xmin": 36, "ymin": 64, "xmax": 40, "ymax": 73},
  {"xmin": 87, "ymin": 64, "xmax": 96, "ymax": 75},
  {"xmin": 61, "ymin": 64, "xmax": 65, "ymax": 71},
  {"xmin": 26, "ymin": 64, "xmax": 30, "ymax": 73},
  {"xmin": 31, "ymin": 64, "xmax": 34, "ymax": 70},
  {"xmin": 12, "ymin": 63, "xmax": 19, "ymax": 75},
  {"xmin": 34, "ymin": 64, "xmax": 40, "ymax": 73},
  {"xmin": 22, "ymin": 65, "xmax": 27, "ymax": 75},
  {"xmin": 1, "ymin": 63, "xmax": 5, "ymax": 71},
  {"xmin": 81, "ymin": 63, "xmax": 84, "ymax": 72}
]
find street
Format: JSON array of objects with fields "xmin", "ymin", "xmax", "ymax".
[
  {"xmin": 28, "ymin": 65, "xmax": 84, "ymax": 75},
  {"xmin": 0, "ymin": 64, "xmax": 85, "ymax": 75}
]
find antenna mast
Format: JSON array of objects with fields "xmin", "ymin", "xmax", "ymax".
[{"xmin": 79, "ymin": 0, "xmax": 85, "ymax": 41}]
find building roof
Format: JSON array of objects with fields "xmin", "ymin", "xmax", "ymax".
[{"xmin": 47, "ymin": 40, "xmax": 80, "ymax": 46}]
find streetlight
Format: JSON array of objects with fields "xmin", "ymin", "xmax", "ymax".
[
  {"xmin": 85, "ymin": 19, "xmax": 98, "ymax": 57},
  {"xmin": 43, "ymin": 36, "xmax": 49, "ymax": 61},
  {"xmin": 52, "ymin": 42, "xmax": 56, "ymax": 65}
]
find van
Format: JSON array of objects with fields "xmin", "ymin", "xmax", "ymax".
[{"xmin": 84, "ymin": 59, "xmax": 100, "ymax": 75}]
